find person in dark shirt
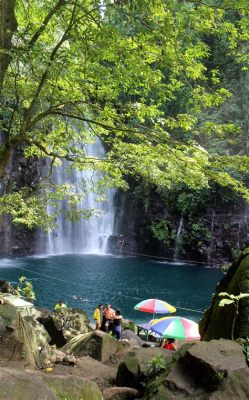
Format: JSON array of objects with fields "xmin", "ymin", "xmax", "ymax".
[{"xmin": 111, "ymin": 309, "xmax": 122, "ymax": 340}]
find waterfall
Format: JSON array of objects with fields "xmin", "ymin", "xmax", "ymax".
[
  {"xmin": 207, "ymin": 208, "xmax": 216, "ymax": 264},
  {"xmin": 174, "ymin": 216, "xmax": 184, "ymax": 260},
  {"xmin": 45, "ymin": 139, "xmax": 115, "ymax": 255}
]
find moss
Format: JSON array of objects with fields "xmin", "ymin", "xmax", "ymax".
[
  {"xmin": 215, "ymin": 370, "xmax": 227, "ymax": 383},
  {"xmin": 45, "ymin": 376, "xmax": 103, "ymax": 400},
  {"xmin": 122, "ymin": 319, "xmax": 136, "ymax": 332}
]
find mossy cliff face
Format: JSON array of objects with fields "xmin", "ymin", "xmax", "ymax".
[{"xmin": 199, "ymin": 248, "xmax": 249, "ymax": 340}]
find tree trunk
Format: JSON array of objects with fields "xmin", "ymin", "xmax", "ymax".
[{"xmin": 0, "ymin": 0, "xmax": 17, "ymax": 94}]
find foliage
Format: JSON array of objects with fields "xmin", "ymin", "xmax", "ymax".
[
  {"xmin": 145, "ymin": 353, "xmax": 167, "ymax": 377},
  {"xmin": 182, "ymin": 221, "xmax": 211, "ymax": 249},
  {"xmin": 231, "ymin": 247, "xmax": 241, "ymax": 260},
  {"xmin": 220, "ymin": 263, "xmax": 232, "ymax": 274},
  {"xmin": 1, "ymin": 1, "xmax": 249, "ymax": 228},
  {"xmin": 219, "ymin": 291, "xmax": 249, "ymax": 339},
  {"xmin": 219, "ymin": 291, "xmax": 249, "ymax": 307},
  {"xmin": 242, "ymin": 339, "xmax": 249, "ymax": 364},
  {"xmin": 150, "ymin": 219, "xmax": 176, "ymax": 248},
  {"xmin": 16, "ymin": 276, "xmax": 36, "ymax": 301},
  {"xmin": 176, "ymin": 191, "xmax": 210, "ymax": 217}
]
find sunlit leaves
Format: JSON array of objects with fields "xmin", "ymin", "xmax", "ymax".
[{"xmin": 1, "ymin": 0, "xmax": 249, "ymax": 228}]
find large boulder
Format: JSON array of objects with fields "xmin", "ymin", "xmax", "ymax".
[
  {"xmin": 62, "ymin": 330, "xmax": 131, "ymax": 363},
  {"xmin": 121, "ymin": 329, "xmax": 143, "ymax": 347},
  {"xmin": 37, "ymin": 307, "xmax": 91, "ymax": 347},
  {"xmin": 116, "ymin": 347, "xmax": 172, "ymax": 390},
  {"xmin": 199, "ymin": 248, "xmax": 249, "ymax": 340},
  {"xmin": 0, "ymin": 367, "xmax": 104, "ymax": 400},
  {"xmin": 116, "ymin": 352, "xmax": 141, "ymax": 389},
  {"xmin": 133, "ymin": 347, "xmax": 173, "ymax": 376},
  {"xmin": 0, "ymin": 280, "xmax": 15, "ymax": 294},
  {"xmin": 0, "ymin": 302, "xmax": 50, "ymax": 368},
  {"xmin": 0, "ymin": 367, "xmax": 56, "ymax": 400},
  {"xmin": 145, "ymin": 339, "xmax": 249, "ymax": 399}
]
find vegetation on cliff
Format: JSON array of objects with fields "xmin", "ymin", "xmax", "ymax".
[{"xmin": 1, "ymin": 1, "xmax": 249, "ymax": 230}]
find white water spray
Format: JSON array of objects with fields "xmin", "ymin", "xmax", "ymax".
[{"xmin": 46, "ymin": 139, "xmax": 115, "ymax": 254}]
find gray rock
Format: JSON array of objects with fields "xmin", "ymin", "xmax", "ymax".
[
  {"xmin": 121, "ymin": 329, "xmax": 143, "ymax": 347},
  {"xmin": 63, "ymin": 354, "xmax": 77, "ymax": 365},
  {"xmin": 0, "ymin": 367, "xmax": 56, "ymax": 400},
  {"xmin": 144, "ymin": 339, "xmax": 249, "ymax": 399},
  {"xmin": 0, "ymin": 366, "xmax": 104, "ymax": 400},
  {"xmin": 166, "ymin": 339, "xmax": 249, "ymax": 393},
  {"xmin": 103, "ymin": 386, "xmax": 140, "ymax": 400},
  {"xmin": 116, "ymin": 352, "xmax": 141, "ymax": 389},
  {"xmin": 50, "ymin": 349, "xmax": 66, "ymax": 364},
  {"xmin": 62, "ymin": 330, "xmax": 131, "ymax": 363}
]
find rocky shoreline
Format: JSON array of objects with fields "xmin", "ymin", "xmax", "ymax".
[
  {"xmin": 0, "ymin": 297, "xmax": 248, "ymax": 399},
  {"xmin": 0, "ymin": 248, "xmax": 249, "ymax": 399}
]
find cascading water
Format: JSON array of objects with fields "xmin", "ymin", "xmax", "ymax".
[
  {"xmin": 207, "ymin": 208, "xmax": 216, "ymax": 264},
  {"xmin": 174, "ymin": 216, "xmax": 184, "ymax": 260},
  {"xmin": 46, "ymin": 139, "xmax": 115, "ymax": 255}
]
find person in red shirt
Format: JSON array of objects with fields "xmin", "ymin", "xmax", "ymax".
[{"xmin": 161, "ymin": 338, "xmax": 176, "ymax": 351}]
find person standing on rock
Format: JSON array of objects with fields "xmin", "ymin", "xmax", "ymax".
[
  {"xmin": 100, "ymin": 304, "xmax": 115, "ymax": 332},
  {"xmin": 54, "ymin": 300, "xmax": 67, "ymax": 312},
  {"xmin": 111, "ymin": 309, "xmax": 123, "ymax": 340},
  {"xmin": 93, "ymin": 303, "xmax": 103, "ymax": 330}
]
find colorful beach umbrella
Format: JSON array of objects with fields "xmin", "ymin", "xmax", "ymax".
[
  {"xmin": 150, "ymin": 316, "xmax": 200, "ymax": 340},
  {"xmin": 134, "ymin": 299, "xmax": 176, "ymax": 315}
]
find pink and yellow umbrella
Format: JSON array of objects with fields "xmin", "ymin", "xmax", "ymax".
[{"xmin": 150, "ymin": 316, "xmax": 200, "ymax": 340}]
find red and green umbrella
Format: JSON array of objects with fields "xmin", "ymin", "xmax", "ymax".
[
  {"xmin": 150, "ymin": 316, "xmax": 200, "ymax": 340},
  {"xmin": 134, "ymin": 298, "xmax": 176, "ymax": 319}
]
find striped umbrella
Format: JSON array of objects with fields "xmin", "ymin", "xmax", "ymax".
[
  {"xmin": 150, "ymin": 316, "xmax": 200, "ymax": 340},
  {"xmin": 134, "ymin": 298, "xmax": 176, "ymax": 319}
]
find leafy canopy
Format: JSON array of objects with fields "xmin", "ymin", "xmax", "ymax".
[{"xmin": 1, "ymin": 0, "xmax": 249, "ymax": 229}]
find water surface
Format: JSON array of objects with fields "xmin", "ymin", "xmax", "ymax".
[{"xmin": 0, "ymin": 254, "xmax": 222, "ymax": 324}]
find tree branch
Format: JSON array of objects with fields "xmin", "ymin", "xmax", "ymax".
[
  {"xmin": 29, "ymin": 0, "xmax": 67, "ymax": 47},
  {"xmin": 22, "ymin": 1, "xmax": 78, "ymax": 129},
  {"xmin": 0, "ymin": 0, "xmax": 17, "ymax": 94}
]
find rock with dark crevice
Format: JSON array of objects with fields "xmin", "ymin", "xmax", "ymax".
[
  {"xmin": 199, "ymin": 248, "xmax": 249, "ymax": 340},
  {"xmin": 145, "ymin": 339, "xmax": 249, "ymax": 400},
  {"xmin": 103, "ymin": 386, "xmax": 140, "ymax": 400}
]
